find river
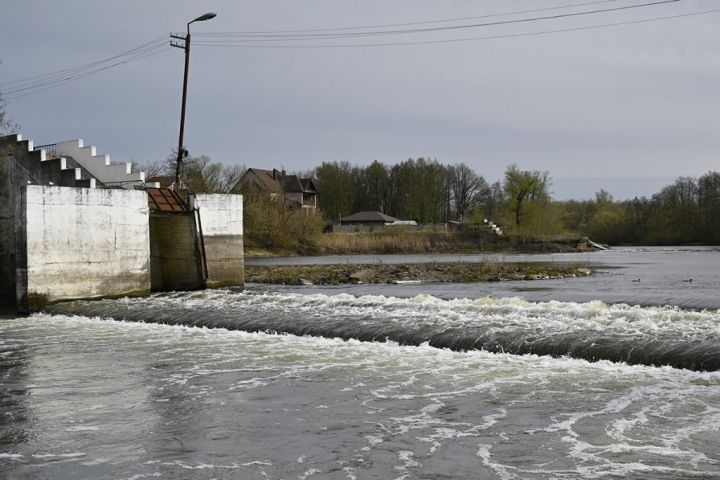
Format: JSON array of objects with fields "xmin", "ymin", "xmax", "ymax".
[{"xmin": 1, "ymin": 247, "xmax": 719, "ymax": 479}]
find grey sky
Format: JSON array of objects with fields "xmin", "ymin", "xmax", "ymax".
[{"xmin": 1, "ymin": 0, "xmax": 719, "ymax": 199}]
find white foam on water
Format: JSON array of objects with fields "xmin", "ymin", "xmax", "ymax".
[
  {"xmin": 66, "ymin": 425, "xmax": 100, "ymax": 432},
  {"xmin": 153, "ymin": 290, "xmax": 720, "ymax": 349},
  {"xmin": 5, "ymin": 297, "xmax": 720, "ymax": 479},
  {"xmin": 16, "ymin": 311, "xmax": 720, "ymax": 383},
  {"xmin": 0, "ymin": 453, "xmax": 24, "ymax": 460},
  {"xmin": 297, "ymin": 468, "xmax": 321, "ymax": 479},
  {"xmin": 31, "ymin": 452, "xmax": 86, "ymax": 459},
  {"xmin": 126, "ymin": 474, "xmax": 162, "ymax": 480},
  {"xmin": 395, "ymin": 450, "xmax": 420, "ymax": 473},
  {"xmin": 476, "ymin": 444, "xmax": 517, "ymax": 480},
  {"xmin": 158, "ymin": 460, "xmax": 243, "ymax": 470}
]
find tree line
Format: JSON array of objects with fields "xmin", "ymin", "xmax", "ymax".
[
  {"xmin": 313, "ymin": 159, "xmax": 509, "ymax": 224},
  {"xmin": 147, "ymin": 151, "xmax": 720, "ymax": 245},
  {"xmin": 313, "ymin": 159, "xmax": 552, "ymax": 230},
  {"xmin": 312, "ymin": 159, "xmax": 720, "ymax": 245},
  {"xmin": 560, "ymin": 173, "xmax": 720, "ymax": 245}
]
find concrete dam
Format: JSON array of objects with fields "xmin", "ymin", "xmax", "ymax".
[{"xmin": 0, "ymin": 134, "xmax": 244, "ymax": 313}]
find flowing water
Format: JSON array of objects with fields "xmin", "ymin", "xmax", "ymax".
[{"xmin": 1, "ymin": 247, "xmax": 719, "ymax": 479}]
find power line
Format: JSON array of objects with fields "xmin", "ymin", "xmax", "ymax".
[
  {"xmin": 0, "ymin": 0, "xmax": 709, "ymax": 99},
  {"xmin": 1, "ymin": 34, "xmax": 169, "ymax": 89},
  {"xmin": 3, "ymin": 44, "xmax": 169, "ymax": 97},
  {"xmin": 193, "ymin": 7, "xmax": 718, "ymax": 49},
  {"xmin": 3, "ymin": 44, "xmax": 171, "ymax": 100},
  {"xmin": 197, "ymin": 0, "xmax": 623, "ymax": 35},
  {"xmin": 193, "ymin": 0, "xmax": 681, "ymax": 42}
]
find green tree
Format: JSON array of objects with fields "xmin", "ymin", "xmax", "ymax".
[
  {"xmin": 502, "ymin": 165, "xmax": 550, "ymax": 228},
  {"xmin": 314, "ymin": 161, "xmax": 356, "ymax": 221},
  {"xmin": 353, "ymin": 160, "xmax": 390, "ymax": 213}
]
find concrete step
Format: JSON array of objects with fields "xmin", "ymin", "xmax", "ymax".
[
  {"xmin": 60, "ymin": 166, "xmax": 82, "ymax": 186},
  {"xmin": 55, "ymin": 139, "xmax": 146, "ymax": 189},
  {"xmin": 75, "ymin": 178, "xmax": 97, "ymax": 189},
  {"xmin": 2, "ymin": 135, "xmax": 98, "ymax": 189},
  {"xmin": 39, "ymin": 158, "xmax": 66, "ymax": 186}
]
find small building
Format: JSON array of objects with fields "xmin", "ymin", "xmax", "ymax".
[
  {"xmin": 340, "ymin": 211, "xmax": 405, "ymax": 226},
  {"xmin": 235, "ymin": 168, "xmax": 317, "ymax": 215},
  {"xmin": 332, "ymin": 211, "xmax": 425, "ymax": 232}
]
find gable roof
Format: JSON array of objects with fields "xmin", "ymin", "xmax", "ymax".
[
  {"xmin": 300, "ymin": 178, "xmax": 317, "ymax": 192},
  {"xmin": 340, "ymin": 211, "xmax": 401, "ymax": 223},
  {"xmin": 239, "ymin": 168, "xmax": 317, "ymax": 194}
]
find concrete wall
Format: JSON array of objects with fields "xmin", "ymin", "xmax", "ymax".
[
  {"xmin": 0, "ymin": 154, "xmax": 17, "ymax": 303},
  {"xmin": 16, "ymin": 185, "xmax": 151, "ymax": 312},
  {"xmin": 192, "ymin": 194, "xmax": 244, "ymax": 288},
  {"xmin": 149, "ymin": 214, "xmax": 205, "ymax": 291},
  {"xmin": 1, "ymin": 148, "xmax": 37, "ymax": 305}
]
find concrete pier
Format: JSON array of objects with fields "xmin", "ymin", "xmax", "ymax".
[
  {"xmin": 15, "ymin": 185, "xmax": 151, "ymax": 312},
  {"xmin": 191, "ymin": 194, "xmax": 245, "ymax": 288}
]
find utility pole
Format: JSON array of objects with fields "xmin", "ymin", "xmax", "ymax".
[{"xmin": 170, "ymin": 12, "xmax": 217, "ymax": 192}]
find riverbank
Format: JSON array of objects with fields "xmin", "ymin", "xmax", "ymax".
[
  {"xmin": 246, "ymin": 261, "xmax": 592, "ymax": 285},
  {"xmin": 246, "ymin": 233, "xmax": 605, "ymax": 258}
]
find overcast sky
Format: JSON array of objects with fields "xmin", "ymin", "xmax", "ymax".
[{"xmin": 2, "ymin": 0, "xmax": 719, "ymax": 199}]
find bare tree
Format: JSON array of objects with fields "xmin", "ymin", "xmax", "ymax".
[
  {"xmin": 448, "ymin": 163, "xmax": 487, "ymax": 221},
  {"xmin": 132, "ymin": 159, "xmax": 165, "ymax": 179},
  {"xmin": 0, "ymin": 91, "xmax": 20, "ymax": 135}
]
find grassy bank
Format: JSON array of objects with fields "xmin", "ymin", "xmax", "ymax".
[
  {"xmin": 246, "ymin": 261, "xmax": 592, "ymax": 285},
  {"xmin": 317, "ymin": 232, "xmax": 602, "ymax": 255},
  {"xmin": 244, "ymin": 223, "xmax": 606, "ymax": 257}
]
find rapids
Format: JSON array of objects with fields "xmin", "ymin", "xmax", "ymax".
[
  {"xmin": 46, "ymin": 291, "xmax": 720, "ymax": 371},
  {"xmin": 2, "ymin": 247, "xmax": 720, "ymax": 478}
]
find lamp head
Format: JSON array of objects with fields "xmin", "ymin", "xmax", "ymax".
[{"xmin": 191, "ymin": 12, "xmax": 217, "ymax": 23}]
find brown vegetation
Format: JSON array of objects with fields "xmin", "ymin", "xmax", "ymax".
[
  {"xmin": 243, "ymin": 193, "xmax": 325, "ymax": 255},
  {"xmin": 317, "ymin": 231, "xmax": 600, "ymax": 255},
  {"xmin": 319, "ymin": 231, "xmax": 478, "ymax": 254}
]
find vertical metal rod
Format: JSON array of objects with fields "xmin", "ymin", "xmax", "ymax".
[{"xmin": 174, "ymin": 26, "xmax": 191, "ymax": 191}]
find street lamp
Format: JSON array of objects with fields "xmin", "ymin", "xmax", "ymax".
[{"xmin": 171, "ymin": 12, "xmax": 217, "ymax": 191}]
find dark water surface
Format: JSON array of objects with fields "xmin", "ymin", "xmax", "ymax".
[
  {"xmin": 247, "ymin": 246, "xmax": 720, "ymax": 309},
  {"xmin": 1, "ymin": 247, "xmax": 719, "ymax": 479}
]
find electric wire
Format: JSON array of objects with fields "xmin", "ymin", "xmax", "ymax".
[
  {"xmin": 197, "ymin": 0, "xmax": 623, "ymax": 35},
  {"xmin": 0, "ymin": 34, "xmax": 168, "ymax": 95},
  {"xmin": 192, "ymin": 0, "xmax": 680, "ymax": 42},
  {"xmin": 0, "ymin": 34, "xmax": 168, "ymax": 87},
  {"xmin": 3, "ymin": 45, "xmax": 171, "ymax": 100},
  {"xmin": 1, "ymin": 0, "xmax": 712, "ymax": 99},
  {"xmin": 193, "ymin": 7, "xmax": 719, "ymax": 49}
]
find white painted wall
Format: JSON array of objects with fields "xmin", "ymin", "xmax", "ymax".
[
  {"xmin": 191, "ymin": 193, "xmax": 244, "ymax": 288},
  {"xmin": 18, "ymin": 185, "xmax": 151, "ymax": 309},
  {"xmin": 192, "ymin": 194, "xmax": 243, "ymax": 236}
]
